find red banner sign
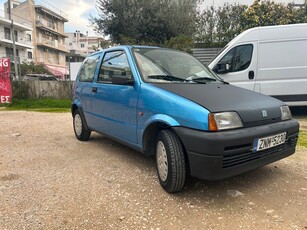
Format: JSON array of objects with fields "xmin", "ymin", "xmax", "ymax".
[{"xmin": 0, "ymin": 58, "xmax": 12, "ymax": 104}]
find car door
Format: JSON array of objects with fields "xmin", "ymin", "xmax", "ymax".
[
  {"xmin": 75, "ymin": 53, "xmax": 101, "ymax": 127},
  {"xmin": 212, "ymin": 43, "xmax": 257, "ymax": 91},
  {"xmin": 91, "ymin": 50, "xmax": 139, "ymax": 144}
]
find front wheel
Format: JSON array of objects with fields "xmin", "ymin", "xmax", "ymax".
[
  {"xmin": 156, "ymin": 129, "xmax": 187, "ymax": 193},
  {"xmin": 73, "ymin": 110, "xmax": 91, "ymax": 141}
]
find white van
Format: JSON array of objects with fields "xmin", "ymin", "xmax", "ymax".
[{"xmin": 208, "ymin": 23, "xmax": 307, "ymax": 106}]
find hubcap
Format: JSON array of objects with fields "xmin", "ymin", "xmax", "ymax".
[
  {"xmin": 74, "ymin": 114, "xmax": 82, "ymax": 136},
  {"xmin": 156, "ymin": 141, "xmax": 168, "ymax": 182}
]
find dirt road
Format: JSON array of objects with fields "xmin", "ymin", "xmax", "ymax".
[{"xmin": 0, "ymin": 110, "xmax": 306, "ymax": 229}]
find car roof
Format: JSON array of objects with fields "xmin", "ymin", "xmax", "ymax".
[{"xmin": 89, "ymin": 45, "xmax": 160, "ymax": 57}]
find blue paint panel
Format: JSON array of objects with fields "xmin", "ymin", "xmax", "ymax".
[
  {"xmin": 137, "ymin": 84, "xmax": 210, "ymax": 146},
  {"xmin": 91, "ymin": 83, "xmax": 139, "ymax": 143}
]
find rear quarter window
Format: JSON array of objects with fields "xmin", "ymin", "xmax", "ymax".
[{"xmin": 78, "ymin": 54, "xmax": 101, "ymax": 82}]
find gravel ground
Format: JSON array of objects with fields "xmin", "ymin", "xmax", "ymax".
[{"xmin": 0, "ymin": 110, "xmax": 306, "ymax": 229}]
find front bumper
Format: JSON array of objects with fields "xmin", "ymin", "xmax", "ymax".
[{"xmin": 173, "ymin": 119, "xmax": 299, "ymax": 180}]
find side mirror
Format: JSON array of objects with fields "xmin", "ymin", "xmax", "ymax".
[
  {"xmin": 111, "ymin": 75, "xmax": 134, "ymax": 85},
  {"xmin": 214, "ymin": 63, "xmax": 230, "ymax": 74}
]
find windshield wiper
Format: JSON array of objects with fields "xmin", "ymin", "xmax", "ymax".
[
  {"xmin": 147, "ymin": 75, "xmax": 185, "ymax": 82},
  {"xmin": 188, "ymin": 77, "xmax": 217, "ymax": 84},
  {"xmin": 220, "ymin": 79, "xmax": 229, "ymax": 84}
]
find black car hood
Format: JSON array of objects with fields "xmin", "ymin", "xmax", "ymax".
[{"xmin": 152, "ymin": 83, "xmax": 285, "ymax": 125}]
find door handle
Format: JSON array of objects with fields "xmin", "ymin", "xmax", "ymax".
[
  {"xmin": 248, "ymin": 71, "xmax": 255, "ymax": 80},
  {"xmin": 92, "ymin": 87, "xmax": 97, "ymax": 93}
]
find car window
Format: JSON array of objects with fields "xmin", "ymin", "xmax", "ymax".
[
  {"xmin": 98, "ymin": 50, "xmax": 133, "ymax": 83},
  {"xmin": 78, "ymin": 54, "xmax": 101, "ymax": 82},
  {"xmin": 218, "ymin": 44, "xmax": 253, "ymax": 72}
]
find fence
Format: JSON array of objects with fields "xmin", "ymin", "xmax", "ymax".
[
  {"xmin": 191, "ymin": 47, "xmax": 222, "ymax": 65},
  {"xmin": 13, "ymin": 81, "xmax": 73, "ymax": 99}
]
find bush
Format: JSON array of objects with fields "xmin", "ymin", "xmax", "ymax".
[
  {"xmin": 12, "ymin": 81, "xmax": 29, "ymax": 100},
  {"xmin": 164, "ymin": 35, "xmax": 194, "ymax": 53}
]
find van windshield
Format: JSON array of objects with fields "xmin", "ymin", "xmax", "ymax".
[{"xmin": 133, "ymin": 48, "xmax": 221, "ymax": 83}]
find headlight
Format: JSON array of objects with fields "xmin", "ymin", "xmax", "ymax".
[
  {"xmin": 208, "ymin": 112, "xmax": 243, "ymax": 131},
  {"xmin": 280, "ymin": 106, "xmax": 292, "ymax": 120}
]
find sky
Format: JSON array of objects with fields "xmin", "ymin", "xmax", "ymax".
[{"xmin": 0, "ymin": 0, "xmax": 305, "ymax": 37}]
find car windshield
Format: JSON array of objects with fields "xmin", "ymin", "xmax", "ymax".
[{"xmin": 133, "ymin": 48, "xmax": 221, "ymax": 83}]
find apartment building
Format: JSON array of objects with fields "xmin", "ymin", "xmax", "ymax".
[
  {"xmin": 0, "ymin": 16, "xmax": 33, "ymax": 66},
  {"xmin": 5, "ymin": 0, "xmax": 69, "ymax": 79},
  {"xmin": 65, "ymin": 31, "xmax": 109, "ymax": 62}
]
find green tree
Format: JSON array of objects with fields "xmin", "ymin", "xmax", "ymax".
[
  {"xmin": 195, "ymin": 6, "xmax": 215, "ymax": 45},
  {"xmin": 90, "ymin": 0, "xmax": 197, "ymax": 45},
  {"xmin": 215, "ymin": 3, "xmax": 247, "ymax": 44},
  {"xmin": 195, "ymin": 3, "xmax": 247, "ymax": 47},
  {"xmin": 195, "ymin": 0, "xmax": 307, "ymax": 47},
  {"xmin": 241, "ymin": 0, "xmax": 307, "ymax": 30}
]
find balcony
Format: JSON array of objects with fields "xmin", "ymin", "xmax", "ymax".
[
  {"xmin": 0, "ymin": 17, "xmax": 32, "ymax": 31},
  {"xmin": 0, "ymin": 53, "xmax": 34, "ymax": 64},
  {"xmin": 0, "ymin": 32, "xmax": 33, "ymax": 49},
  {"xmin": 35, "ymin": 19, "xmax": 67, "ymax": 38},
  {"xmin": 36, "ymin": 38, "xmax": 69, "ymax": 53}
]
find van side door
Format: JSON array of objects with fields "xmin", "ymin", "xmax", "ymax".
[
  {"xmin": 91, "ymin": 50, "xmax": 139, "ymax": 144},
  {"xmin": 212, "ymin": 43, "xmax": 257, "ymax": 91}
]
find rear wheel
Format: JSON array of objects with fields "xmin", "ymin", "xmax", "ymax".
[
  {"xmin": 73, "ymin": 110, "xmax": 91, "ymax": 141},
  {"xmin": 156, "ymin": 129, "xmax": 187, "ymax": 193}
]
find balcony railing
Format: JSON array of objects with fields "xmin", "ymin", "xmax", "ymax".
[
  {"xmin": 36, "ymin": 38, "xmax": 69, "ymax": 53},
  {"xmin": 35, "ymin": 19, "xmax": 65, "ymax": 36},
  {"xmin": 0, "ymin": 53, "xmax": 34, "ymax": 64},
  {"xmin": 1, "ymin": 32, "xmax": 33, "ymax": 47}
]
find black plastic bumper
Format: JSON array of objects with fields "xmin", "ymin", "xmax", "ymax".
[{"xmin": 173, "ymin": 119, "xmax": 299, "ymax": 180}]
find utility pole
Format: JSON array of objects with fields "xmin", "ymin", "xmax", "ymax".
[
  {"xmin": 86, "ymin": 31, "xmax": 88, "ymax": 55},
  {"xmin": 8, "ymin": 0, "xmax": 19, "ymax": 80}
]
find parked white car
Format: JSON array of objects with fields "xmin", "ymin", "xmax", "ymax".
[{"xmin": 209, "ymin": 23, "xmax": 307, "ymax": 106}]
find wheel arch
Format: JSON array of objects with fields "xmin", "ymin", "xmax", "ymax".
[
  {"xmin": 142, "ymin": 122, "xmax": 190, "ymax": 172},
  {"xmin": 143, "ymin": 121, "xmax": 169, "ymax": 156},
  {"xmin": 71, "ymin": 103, "xmax": 78, "ymax": 117},
  {"xmin": 71, "ymin": 104, "xmax": 91, "ymax": 132}
]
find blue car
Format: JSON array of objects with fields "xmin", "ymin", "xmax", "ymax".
[{"xmin": 72, "ymin": 46, "xmax": 299, "ymax": 193}]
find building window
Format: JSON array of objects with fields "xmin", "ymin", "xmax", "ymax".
[
  {"xmin": 5, "ymin": 47, "xmax": 11, "ymax": 56},
  {"xmin": 28, "ymin": 51, "xmax": 33, "ymax": 59},
  {"xmin": 6, "ymin": 47, "xmax": 19, "ymax": 57},
  {"xmin": 81, "ymin": 43, "xmax": 85, "ymax": 48},
  {"xmin": 27, "ymin": 34, "xmax": 32, "ymax": 42},
  {"xmin": 69, "ymin": 43, "xmax": 72, "ymax": 46},
  {"xmin": 4, "ymin": 27, "xmax": 11, "ymax": 40},
  {"xmin": 14, "ymin": 30, "xmax": 18, "ymax": 42}
]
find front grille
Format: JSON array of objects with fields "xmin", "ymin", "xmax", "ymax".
[
  {"xmin": 222, "ymin": 137, "xmax": 298, "ymax": 169},
  {"xmin": 244, "ymin": 118, "xmax": 282, "ymax": 128}
]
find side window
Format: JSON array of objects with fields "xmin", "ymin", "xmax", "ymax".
[
  {"xmin": 218, "ymin": 44, "xmax": 253, "ymax": 73},
  {"xmin": 78, "ymin": 54, "xmax": 100, "ymax": 82},
  {"xmin": 98, "ymin": 50, "xmax": 133, "ymax": 83}
]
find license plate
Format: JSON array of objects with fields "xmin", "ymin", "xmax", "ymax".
[{"xmin": 253, "ymin": 132, "xmax": 287, "ymax": 152}]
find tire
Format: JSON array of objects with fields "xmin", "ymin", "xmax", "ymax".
[
  {"xmin": 156, "ymin": 129, "xmax": 187, "ymax": 193},
  {"xmin": 73, "ymin": 109, "xmax": 91, "ymax": 141}
]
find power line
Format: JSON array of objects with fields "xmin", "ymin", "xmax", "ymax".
[
  {"xmin": 0, "ymin": 0, "xmax": 98, "ymax": 36},
  {"xmin": 0, "ymin": 8, "xmax": 33, "ymax": 26},
  {"xmin": 37, "ymin": 0, "xmax": 96, "ymax": 34}
]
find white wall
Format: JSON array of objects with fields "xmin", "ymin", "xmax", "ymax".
[{"xmin": 70, "ymin": 62, "xmax": 82, "ymax": 81}]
